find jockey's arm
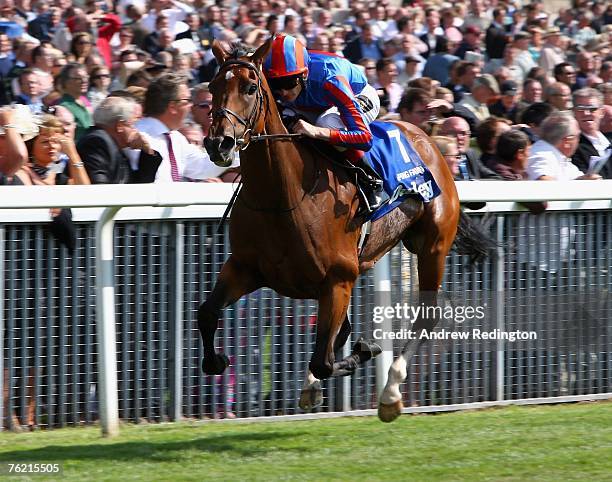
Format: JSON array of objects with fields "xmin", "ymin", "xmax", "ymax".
[
  {"xmin": 291, "ymin": 120, "xmax": 331, "ymax": 140},
  {"xmin": 293, "ymin": 76, "xmax": 373, "ymax": 150}
]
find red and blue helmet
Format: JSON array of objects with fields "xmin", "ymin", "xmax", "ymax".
[{"xmin": 263, "ymin": 34, "xmax": 309, "ymax": 79}]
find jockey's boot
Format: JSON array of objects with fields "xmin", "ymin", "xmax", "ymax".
[{"xmin": 355, "ymin": 161, "xmax": 384, "ymax": 214}]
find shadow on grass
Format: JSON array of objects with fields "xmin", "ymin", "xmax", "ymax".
[{"xmin": 0, "ymin": 430, "xmax": 311, "ymax": 462}]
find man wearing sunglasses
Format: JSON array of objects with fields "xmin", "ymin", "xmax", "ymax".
[
  {"xmin": 571, "ymin": 87, "xmax": 611, "ymax": 179},
  {"xmin": 263, "ymin": 34, "xmax": 384, "ymax": 212},
  {"xmin": 190, "ymin": 82, "xmax": 213, "ymax": 137}
]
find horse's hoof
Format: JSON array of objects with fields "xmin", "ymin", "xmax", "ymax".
[
  {"xmin": 298, "ymin": 381, "xmax": 322, "ymax": 411},
  {"xmin": 201, "ymin": 353, "xmax": 230, "ymax": 375},
  {"xmin": 352, "ymin": 337, "xmax": 382, "ymax": 363},
  {"xmin": 378, "ymin": 400, "xmax": 403, "ymax": 423}
]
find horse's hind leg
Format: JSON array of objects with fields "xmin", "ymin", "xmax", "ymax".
[
  {"xmin": 198, "ymin": 256, "xmax": 260, "ymax": 375},
  {"xmin": 378, "ymin": 233, "xmax": 455, "ymax": 422}
]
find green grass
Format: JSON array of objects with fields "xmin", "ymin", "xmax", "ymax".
[{"xmin": 0, "ymin": 402, "xmax": 611, "ymax": 481}]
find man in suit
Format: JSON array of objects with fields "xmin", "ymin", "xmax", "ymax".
[
  {"xmin": 418, "ymin": 8, "xmax": 444, "ymax": 59},
  {"xmin": 485, "ymin": 7, "xmax": 508, "ymax": 60},
  {"xmin": 78, "ymin": 96, "xmax": 162, "ymax": 184},
  {"xmin": 439, "ymin": 116, "xmax": 501, "ymax": 180},
  {"xmin": 342, "ymin": 24, "xmax": 383, "ymax": 64},
  {"xmin": 571, "ymin": 88, "xmax": 611, "ymax": 179}
]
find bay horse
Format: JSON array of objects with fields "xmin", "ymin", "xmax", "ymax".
[{"xmin": 199, "ymin": 39, "xmax": 492, "ymax": 423}]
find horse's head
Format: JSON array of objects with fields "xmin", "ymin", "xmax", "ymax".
[{"xmin": 204, "ymin": 39, "xmax": 273, "ymax": 167}]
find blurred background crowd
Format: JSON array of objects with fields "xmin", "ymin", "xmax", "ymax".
[{"xmin": 0, "ymin": 0, "xmax": 610, "ymax": 188}]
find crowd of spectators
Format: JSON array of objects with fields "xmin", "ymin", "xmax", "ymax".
[{"xmin": 0, "ymin": 0, "xmax": 610, "ymax": 189}]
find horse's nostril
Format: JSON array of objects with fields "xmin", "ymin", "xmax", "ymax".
[{"xmin": 220, "ymin": 136, "xmax": 236, "ymax": 152}]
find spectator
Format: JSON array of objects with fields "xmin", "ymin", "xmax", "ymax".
[
  {"xmin": 446, "ymin": 61, "xmax": 480, "ymax": 103},
  {"xmin": 78, "ymin": 96, "xmax": 161, "ymax": 184},
  {"xmin": 70, "ymin": 31, "xmax": 95, "ymax": 65},
  {"xmin": 553, "ymin": 62, "xmax": 577, "ymax": 90},
  {"xmin": 490, "ymin": 80, "xmax": 522, "ymax": 123},
  {"xmin": 484, "ymin": 45, "xmax": 523, "ymax": 84},
  {"xmin": 12, "ymin": 68, "xmax": 44, "ymax": 113},
  {"xmin": 418, "ymin": 8, "xmax": 444, "ymax": 59},
  {"xmin": 454, "ymin": 25, "xmax": 483, "ymax": 60},
  {"xmin": 527, "ymin": 111, "xmax": 601, "ymax": 180},
  {"xmin": 374, "ymin": 57, "xmax": 401, "ymax": 113},
  {"xmin": 0, "ymin": 107, "xmax": 29, "ymax": 184},
  {"xmin": 53, "ymin": 104, "xmax": 77, "ymax": 139},
  {"xmin": 87, "ymin": 65, "xmax": 110, "ymax": 111},
  {"xmin": 66, "ymin": 9, "xmax": 121, "ymax": 68},
  {"xmin": 513, "ymin": 31, "xmax": 537, "ymax": 81},
  {"xmin": 456, "ymin": 73, "xmax": 499, "ymax": 127},
  {"xmin": 519, "ymin": 102, "xmax": 555, "ymax": 143},
  {"xmin": 432, "ymin": 135, "xmax": 460, "ymax": 178},
  {"xmin": 57, "ymin": 63, "xmax": 93, "ymax": 141},
  {"xmin": 422, "ymin": 37, "xmax": 459, "ymax": 85},
  {"xmin": 575, "ymin": 51, "xmax": 597, "ymax": 90},
  {"xmin": 493, "ymin": 129, "xmax": 547, "ymax": 213},
  {"xmin": 439, "ymin": 116, "xmax": 500, "ymax": 180},
  {"xmin": 190, "ymin": 82, "xmax": 212, "ymax": 136},
  {"xmin": 136, "ymin": 72, "xmax": 227, "ymax": 182},
  {"xmin": 475, "ymin": 116, "xmax": 511, "ymax": 168},
  {"xmin": 397, "ymin": 88, "xmax": 432, "ymax": 131},
  {"xmin": 492, "ymin": 129, "xmax": 531, "ymax": 179},
  {"xmin": 343, "ymin": 24, "xmax": 383, "ymax": 64},
  {"xmin": 16, "ymin": 113, "xmax": 90, "ymax": 186},
  {"xmin": 539, "ymin": 27, "xmax": 564, "ymax": 75},
  {"xmin": 544, "ymin": 82, "xmax": 572, "ymax": 111},
  {"xmin": 485, "ymin": 7, "xmax": 508, "ymax": 60},
  {"xmin": 571, "ymin": 87, "xmax": 611, "ymax": 179},
  {"xmin": 521, "ymin": 78, "xmax": 543, "ymax": 105}
]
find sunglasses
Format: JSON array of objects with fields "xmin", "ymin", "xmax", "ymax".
[
  {"xmin": 196, "ymin": 102, "xmax": 211, "ymax": 109},
  {"xmin": 574, "ymin": 105, "xmax": 600, "ymax": 112},
  {"xmin": 92, "ymin": 74, "xmax": 110, "ymax": 79},
  {"xmin": 268, "ymin": 76, "xmax": 301, "ymax": 92}
]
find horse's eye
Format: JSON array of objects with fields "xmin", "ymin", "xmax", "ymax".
[{"xmin": 247, "ymin": 83, "xmax": 257, "ymax": 95}]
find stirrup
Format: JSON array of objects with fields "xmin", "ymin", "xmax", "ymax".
[{"xmin": 356, "ymin": 183, "xmax": 384, "ymax": 215}]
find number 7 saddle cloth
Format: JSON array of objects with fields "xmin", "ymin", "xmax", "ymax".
[{"xmin": 359, "ymin": 121, "xmax": 441, "ymax": 221}]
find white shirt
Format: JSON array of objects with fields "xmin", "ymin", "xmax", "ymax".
[
  {"xmin": 584, "ymin": 131, "xmax": 611, "ymax": 157},
  {"xmin": 527, "ymin": 139, "xmax": 584, "ymax": 180},
  {"xmin": 135, "ymin": 117, "xmax": 236, "ymax": 182},
  {"xmin": 584, "ymin": 131, "xmax": 611, "ymax": 172}
]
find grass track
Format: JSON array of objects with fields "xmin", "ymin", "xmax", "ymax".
[{"xmin": 0, "ymin": 402, "xmax": 611, "ymax": 481}]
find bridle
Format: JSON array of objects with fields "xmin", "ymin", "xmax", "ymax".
[
  {"xmin": 210, "ymin": 56, "xmax": 320, "ymax": 221},
  {"xmin": 211, "ymin": 58, "xmax": 301, "ymax": 150}
]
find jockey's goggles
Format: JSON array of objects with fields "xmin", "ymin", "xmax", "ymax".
[{"xmin": 268, "ymin": 75, "xmax": 302, "ymax": 93}]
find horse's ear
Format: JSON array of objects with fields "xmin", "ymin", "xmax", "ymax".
[
  {"xmin": 250, "ymin": 36, "xmax": 273, "ymax": 67},
  {"xmin": 212, "ymin": 40, "xmax": 228, "ymax": 65}
]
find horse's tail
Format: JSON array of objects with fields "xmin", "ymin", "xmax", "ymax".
[{"xmin": 453, "ymin": 210, "xmax": 498, "ymax": 263}]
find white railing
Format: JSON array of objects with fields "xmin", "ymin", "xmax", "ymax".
[{"xmin": 1, "ymin": 181, "xmax": 611, "ymax": 436}]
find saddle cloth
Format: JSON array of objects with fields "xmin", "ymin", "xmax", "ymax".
[{"xmin": 359, "ymin": 121, "xmax": 441, "ymax": 221}]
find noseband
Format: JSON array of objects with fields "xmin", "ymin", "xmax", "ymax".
[{"xmin": 212, "ymin": 58, "xmax": 302, "ymax": 149}]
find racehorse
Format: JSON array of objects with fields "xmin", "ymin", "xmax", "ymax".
[{"xmin": 199, "ymin": 38, "xmax": 493, "ymax": 423}]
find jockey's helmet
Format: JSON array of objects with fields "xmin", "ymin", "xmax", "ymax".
[{"xmin": 263, "ymin": 34, "xmax": 309, "ymax": 79}]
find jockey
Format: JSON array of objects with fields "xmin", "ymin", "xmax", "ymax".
[{"xmin": 262, "ymin": 34, "xmax": 384, "ymax": 212}]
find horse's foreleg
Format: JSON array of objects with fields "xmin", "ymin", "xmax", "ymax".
[
  {"xmin": 309, "ymin": 280, "xmax": 353, "ymax": 380},
  {"xmin": 198, "ymin": 256, "xmax": 260, "ymax": 375}
]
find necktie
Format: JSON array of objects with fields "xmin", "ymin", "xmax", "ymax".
[
  {"xmin": 459, "ymin": 155, "xmax": 470, "ymax": 180},
  {"xmin": 164, "ymin": 132, "xmax": 181, "ymax": 182}
]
